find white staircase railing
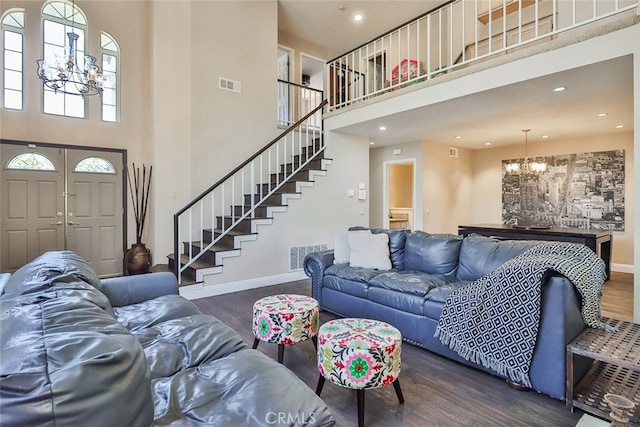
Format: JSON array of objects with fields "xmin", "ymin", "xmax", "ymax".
[{"xmin": 327, "ymin": 0, "xmax": 638, "ymax": 111}]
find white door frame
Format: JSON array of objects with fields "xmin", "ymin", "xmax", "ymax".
[{"xmin": 382, "ymin": 158, "xmax": 417, "ymax": 230}]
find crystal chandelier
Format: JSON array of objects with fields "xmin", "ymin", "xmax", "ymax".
[
  {"xmin": 505, "ymin": 129, "xmax": 547, "ymax": 174},
  {"xmin": 36, "ymin": 1, "xmax": 103, "ymax": 98}
]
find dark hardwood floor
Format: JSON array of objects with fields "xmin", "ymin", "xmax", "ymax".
[{"xmin": 192, "ymin": 273, "xmax": 634, "ymax": 427}]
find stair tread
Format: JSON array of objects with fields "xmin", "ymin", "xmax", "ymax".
[{"xmin": 189, "ymin": 241, "xmax": 238, "ymax": 252}]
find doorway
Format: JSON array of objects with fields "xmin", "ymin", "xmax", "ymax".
[
  {"xmin": 367, "ymin": 51, "xmax": 387, "ymax": 94},
  {"xmin": 1, "ymin": 141, "xmax": 125, "ymax": 276},
  {"xmin": 383, "ymin": 159, "xmax": 415, "ymax": 231},
  {"xmin": 277, "ymin": 46, "xmax": 293, "ymax": 126}
]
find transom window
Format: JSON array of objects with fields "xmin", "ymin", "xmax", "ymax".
[
  {"xmin": 6, "ymin": 152, "xmax": 56, "ymax": 171},
  {"xmin": 2, "ymin": 9, "xmax": 24, "ymax": 110},
  {"xmin": 74, "ymin": 156, "xmax": 116, "ymax": 174}
]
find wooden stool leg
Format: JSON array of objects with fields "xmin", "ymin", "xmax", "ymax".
[
  {"xmin": 393, "ymin": 379, "xmax": 405, "ymax": 404},
  {"xmin": 277, "ymin": 344, "xmax": 285, "ymax": 364},
  {"xmin": 357, "ymin": 389, "xmax": 365, "ymax": 427},
  {"xmin": 312, "ymin": 335, "xmax": 318, "ymax": 350},
  {"xmin": 315, "ymin": 375, "xmax": 325, "ymax": 396},
  {"xmin": 252, "ymin": 338, "xmax": 260, "ymax": 349}
]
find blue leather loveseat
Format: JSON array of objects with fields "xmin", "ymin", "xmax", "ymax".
[
  {"xmin": 304, "ymin": 229, "xmax": 592, "ymax": 401},
  {"xmin": 1, "ymin": 251, "xmax": 335, "ymax": 427}
]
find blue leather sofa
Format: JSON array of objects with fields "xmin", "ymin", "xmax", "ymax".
[
  {"xmin": 304, "ymin": 229, "xmax": 591, "ymax": 401},
  {"xmin": 1, "ymin": 251, "xmax": 335, "ymax": 427}
]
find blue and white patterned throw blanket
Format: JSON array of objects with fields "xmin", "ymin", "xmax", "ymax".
[{"xmin": 435, "ymin": 242, "xmax": 614, "ymax": 387}]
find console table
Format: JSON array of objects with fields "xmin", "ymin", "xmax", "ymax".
[{"xmin": 457, "ymin": 224, "xmax": 612, "ymax": 279}]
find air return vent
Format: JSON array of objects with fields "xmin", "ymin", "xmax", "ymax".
[
  {"xmin": 290, "ymin": 243, "xmax": 328, "ymax": 271},
  {"xmin": 219, "ymin": 77, "xmax": 241, "ymax": 93}
]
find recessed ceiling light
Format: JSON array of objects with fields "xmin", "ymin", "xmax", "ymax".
[
  {"xmin": 484, "ymin": 142, "xmax": 492, "ymax": 146},
  {"xmin": 542, "ymin": 135, "xmax": 549, "ymax": 139},
  {"xmin": 369, "ymin": 141, "xmax": 375, "ymax": 145},
  {"xmin": 455, "ymin": 135, "xmax": 462, "ymax": 139},
  {"xmin": 597, "ymin": 112, "xmax": 608, "ymax": 117},
  {"xmin": 553, "ymin": 86, "xmax": 566, "ymax": 92},
  {"xmin": 616, "ymin": 125, "xmax": 624, "ymax": 129},
  {"xmin": 353, "ymin": 13, "xmax": 363, "ymax": 22},
  {"xmin": 379, "ymin": 126, "xmax": 386, "ymax": 131}
]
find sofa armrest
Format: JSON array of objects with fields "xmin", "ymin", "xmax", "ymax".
[
  {"xmin": 0, "ymin": 273, "xmax": 11, "ymax": 296},
  {"xmin": 304, "ymin": 249, "xmax": 334, "ymax": 305},
  {"xmin": 100, "ymin": 272, "xmax": 178, "ymax": 307}
]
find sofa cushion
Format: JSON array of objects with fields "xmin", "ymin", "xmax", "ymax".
[
  {"xmin": 403, "ymin": 231, "xmax": 463, "ymax": 275},
  {"xmin": 326, "ymin": 264, "xmax": 382, "ymax": 283},
  {"xmin": 349, "ymin": 227, "xmax": 407, "ymax": 269},
  {"xmin": 132, "ymin": 313, "xmax": 248, "ymax": 379},
  {"xmin": 3, "ymin": 250, "xmax": 103, "ymax": 300},
  {"xmin": 0, "ymin": 282, "xmax": 153, "ymax": 427},
  {"xmin": 348, "ymin": 231, "xmax": 392, "ymax": 270},
  {"xmin": 456, "ymin": 233, "xmax": 540, "ymax": 281},
  {"xmin": 152, "ymin": 349, "xmax": 334, "ymax": 426},
  {"xmin": 369, "ymin": 270, "xmax": 453, "ymax": 296}
]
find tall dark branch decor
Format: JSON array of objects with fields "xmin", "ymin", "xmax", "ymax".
[
  {"xmin": 125, "ymin": 163, "xmax": 153, "ymax": 274},
  {"xmin": 127, "ymin": 163, "xmax": 153, "ymax": 244}
]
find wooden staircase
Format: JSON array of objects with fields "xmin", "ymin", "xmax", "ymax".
[{"xmin": 168, "ymin": 142, "xmax": 331, "ymax": 285}]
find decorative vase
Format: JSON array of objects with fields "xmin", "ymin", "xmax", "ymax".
[
  {"xmin": 604, "ymin": 393, "xmax": 635, "ymax": 427},
  {"xmin": 125, "ymin": 243, "xmax": 151, "ymax": 275}
]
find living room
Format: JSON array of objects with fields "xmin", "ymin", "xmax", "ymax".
[
  {"xmin": 1, "ymin": 0, "xmax": 638, "ymax": 312},
  {"xmin": 1, "ymin": 1, "xmax": 639, "ymax": 426}
]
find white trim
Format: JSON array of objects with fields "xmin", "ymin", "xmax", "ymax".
[
  {"xmin": 179, "ymin": 270, "xmax": 308, "ymax": 300},
  {"xmin": 611, "ymin": 263, "xmax": 634, "ymax": 274}
]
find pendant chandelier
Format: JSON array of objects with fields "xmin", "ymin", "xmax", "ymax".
[
  {"xmin": 36, "ymin": 0, "xmax": 103, "ymax": 98},
  {"xmin": 505, "ymin": 129, "xmax": 547, "ymax": 174}
]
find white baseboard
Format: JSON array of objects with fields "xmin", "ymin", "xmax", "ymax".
[
  {"xmin": 179, "ymin": 270, "xmax": 308, "ymax": 300},
  {"xmin": 611, "ymin": 263, "xmax": 634, "ymax": 274}
]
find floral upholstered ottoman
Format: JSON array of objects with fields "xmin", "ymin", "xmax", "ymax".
[
  {"xmin": 316, "ymin": 318, "xmax": 404, "ymax": 427},
  {"xmin": 252, "ymin": 294, "xmax": 319, "ymax": 364}
]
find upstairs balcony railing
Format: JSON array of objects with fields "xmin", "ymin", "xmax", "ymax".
[{"xmin": 327, "ymin": 0, "xmax": 638, "ymax": 111}]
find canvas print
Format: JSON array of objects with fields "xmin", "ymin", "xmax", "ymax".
[{"xmin": 502, "ymin": 149, "xmax": 625, "ymax": 231}]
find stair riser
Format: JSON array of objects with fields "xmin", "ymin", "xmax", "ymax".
[
  {"xmin": 243, "ymin": 193, "xmax": 284, "ymax": 206},
  {"xmin": 280, "ymin": 159, "xmax": 323, "ymax": 174},
  {"xmin": 216, "ymin": 217, "xmax": 253, "ymax": 233},
  {"xmin": 182, "ymin": 243, "xmax": 217, "ymax": 265},
  {"xmin": 256, "ymin": 181, "xmax": 298, "ymax": 194},
  {"xmin": 271, "ymin": 170, "xmax": 310, "ymax": 182},
  {"xmin": 231, "ymin": 205, "xmax": 269, "ymax": 217},
  {"xmin": 168, "ymin": 258, "xmax": 197, "ymax": 281}
]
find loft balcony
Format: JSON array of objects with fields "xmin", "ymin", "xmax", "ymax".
[{"xmin": 325, "ymin": 0, "xmax": 639, "ymax": 114}]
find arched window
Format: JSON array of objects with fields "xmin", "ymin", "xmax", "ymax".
[
  {"xmin": 2, "ymin": 9, "xmax": 24, "ymax": 110},
  {"xmin": 41, "ymin": 1, "xmax": 88, "ymax": 118},
  {"xmin": 6, "ymin": 152, "xmax": 57, "ymax": 171},
  {"xmin": 101, "ymin": 32, "xmax": 119, "ymax": 122},
  {"xmin": 74, "ymin": 156, "xmax": 116, "ymax": 174}
]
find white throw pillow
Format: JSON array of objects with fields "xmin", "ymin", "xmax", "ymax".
[
  {"xmin": 333, "ymin": 230, "xmax": 371, "ymax": 264},
  {"xmin": 333, "ymin": 231, "xmax": 351, "ymax": 264},
  {"xmin": 348, "ymin": 231, "xmax": 392, "ymax": 270}
]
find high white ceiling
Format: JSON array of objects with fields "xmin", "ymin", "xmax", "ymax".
[{"xmin": 277, "ymin": 1, "xmax": 634, "ymax": 149}]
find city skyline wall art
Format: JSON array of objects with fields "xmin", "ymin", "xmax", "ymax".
[{"xmin": 501, "ymin": 149, "xmax": 625, "ymax": 231}]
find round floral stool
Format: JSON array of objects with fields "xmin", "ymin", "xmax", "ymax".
[
  {"xmin": 316, "ymin": 318, "xmax": 404, "ymax": 427},
  {"xmin": 252, "ymin": 294, "xmax": 319, "ymax": 364}
]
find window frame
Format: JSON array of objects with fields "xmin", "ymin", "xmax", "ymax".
[{"xmin": 1, "ymin": 9, "xmax": 25, "ymax": 111}]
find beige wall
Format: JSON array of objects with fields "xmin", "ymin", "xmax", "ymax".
[{"xmin": 472, "ymin": 130, "xmax": 634, "ymax": 267}]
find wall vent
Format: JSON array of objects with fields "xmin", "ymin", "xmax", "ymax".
[
  {"xmin": 219, "ymin": 77, "xmax": 241, "ymax": 93},
  {"xmin": 289, "ymin": 243, "xmax": 328, "ymax": 271},
  {"xmin": 449, "ymin": 147, "xmax": 459, "ymax": 158}
]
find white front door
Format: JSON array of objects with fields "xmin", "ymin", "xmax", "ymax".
[{"xmin": 1, "ymin": 143, "xmax": 124, "ymax": 276}]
